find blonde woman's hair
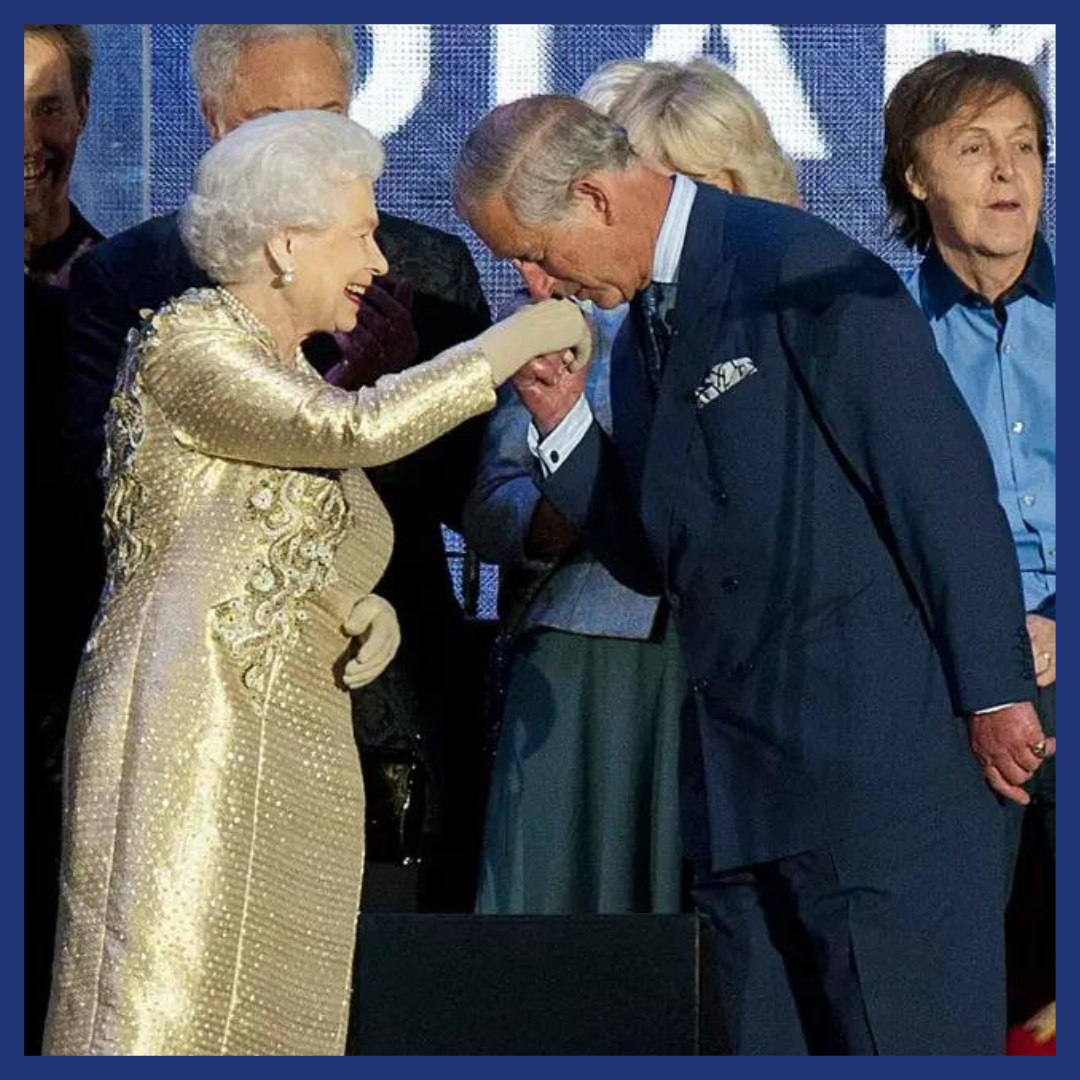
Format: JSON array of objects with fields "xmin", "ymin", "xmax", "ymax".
[{"xmin": 580, "ymin": 57, "xmax": 799, "ymax": 206}]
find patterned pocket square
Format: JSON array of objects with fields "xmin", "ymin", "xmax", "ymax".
[{"xmin": 695, "ymin": 357, "xmax": 758, "ymax": 407}]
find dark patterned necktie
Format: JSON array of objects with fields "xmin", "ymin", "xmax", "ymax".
[{"xmin": 631, "ymin": 281, "xmax": 678, "ymax": 392}]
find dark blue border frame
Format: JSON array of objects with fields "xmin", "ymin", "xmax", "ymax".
[{"xmin": 16, "ymin": 5, "xmax": 1068, "ymax": 1068}]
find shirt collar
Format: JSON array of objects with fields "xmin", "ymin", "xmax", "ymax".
[
  {"xmin": 920, "ymin": 232, "xmax": 1055, "ymax": 318},
  {"xmin": 651, "ymin": 173, "xmax": 697, "ymax": 285}
]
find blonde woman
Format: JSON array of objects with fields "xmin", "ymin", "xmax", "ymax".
[{"xmin": 581, "ymin": 56, "xmax": 799, "ymax": 204}]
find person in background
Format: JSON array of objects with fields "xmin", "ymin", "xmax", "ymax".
[
  {"xmin": 584, "ymin": 56, "xmax": 800, "ymax": 205},
  {"xmin": 24, "ymin": 24, "xmax": 100, "ymax": 284},
  {"xmin": 61, "ymin": 23, "xmax": 493, "ymax": 912},
  {"xmin": 883, "ymin": 48, "xmax": 1055, "ymax": 1029},
  {"xmin": 464, "ymin": 57, "xmax": 801, "ymax": 915},
  {"xmin": 24, "ymin": 23, "xmax": 103, "ymax": 1052},
  {"xmin": 44, "ymin": 110, "xmax": 590, "ymax": 1056}
]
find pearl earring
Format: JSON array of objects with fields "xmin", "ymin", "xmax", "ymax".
[{"xmin": 280, "ymin": 268, "xmax": 295, "ymax": 286}]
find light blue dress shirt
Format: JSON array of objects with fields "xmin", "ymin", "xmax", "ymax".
[{"xmin": 906, "ymin": 236, "xmax": 1056, "ymax": 616}]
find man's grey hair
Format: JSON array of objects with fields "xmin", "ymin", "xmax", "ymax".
[
  {"xmin": 180, "ymin": 110, "xmax": 383, "ymax": 283},
  {"xmin": 454, "ymin": 95, "xmax": 636, "ymax": 228},
  {"xmin": 190, "ymin": 25, "xmax": 357, "ymax": 107}
]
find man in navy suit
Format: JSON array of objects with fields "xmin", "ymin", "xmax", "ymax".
[{"xmin": 455, "ymin": 95, "xmax": 1055, "ymax": 1054}]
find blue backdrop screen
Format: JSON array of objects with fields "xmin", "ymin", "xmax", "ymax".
[
  {"xmin": 70, "ymin": 23, "xmax": 1057, "ymax": 614},
  {"xmin": 74, "ymin": 22, "xmax": 1056, "ymax": 310}
]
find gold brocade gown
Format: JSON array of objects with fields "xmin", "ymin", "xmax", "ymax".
[{"xmin": 44, "ymin": 288, "xmax": 496, "ymax": 1056}]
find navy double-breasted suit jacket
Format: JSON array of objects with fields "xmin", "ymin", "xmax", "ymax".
[{"xmin": 544, "ymin": 186, "xmax": 1036, "ymax": 871}]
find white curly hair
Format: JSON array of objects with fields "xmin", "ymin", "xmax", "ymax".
[{"xmin": 180, "ymin": 110, "xmax": 384, "ymax": 284}]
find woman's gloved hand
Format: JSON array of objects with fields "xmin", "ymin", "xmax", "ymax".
[
  {"xmin": 342, "ymin": 594, "xmax": 401, "ymax": 689},
  {"xmin": 475, "ymin": 297, "xmax": 592, "ymax": 384}
]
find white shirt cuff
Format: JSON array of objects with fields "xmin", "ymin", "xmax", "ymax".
[
  {"xmin": 527, "ymin": 395, "xmax": 593, "ymax": 477},
  {"xmin": 974, "ymin": 702, "xmax": 1022, "ymax": 714}
]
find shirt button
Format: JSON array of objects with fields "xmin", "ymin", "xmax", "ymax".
[
  {"xmin": 721, "ymin": 576, "xmax": 740, "ymax": 593},
  {"xmin": 1022, "ymin": 494, "xmax": 1036, "ymax": 507},
  {"xmin": 549, "ymin": 450, "xmax": 560, "ymax": 464},
  {"xmin": 1004, "ymin": 343, "xmax": 1014, "ymax": 355},
  {"xmin": 1011, "ymin": 420, "xmax": 1025, "ymax": 434}
]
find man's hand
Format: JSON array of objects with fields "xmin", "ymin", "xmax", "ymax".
[
  {"xmin": 325, "ymin": 278, "xmax": 419, "ymax": 390},
  {"xmin": 342, "ymin": 594, "xmax": 401, "ymax": 689},
  {"xmin": 1026, "ymin": 613, "xmax": 1056, "ymax": 688},
  {"xmin": 512, "ymin": 350, "xmax": 588, "ymax": 435},
  {"xmin": 967, "ymin": 701, "xmax": 1055, "ymax": 805},
  {"xmin": 503, "ymin": 258, "xmax": 589, "ymax": 433}
]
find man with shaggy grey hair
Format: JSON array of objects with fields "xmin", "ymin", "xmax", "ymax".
[
  {"xmin": 456, "ymin": 94, "xmax": 1051, "ymax": 1054},
  {"xmin": 190, "ymin": 24, "xmax": 357, "ymax": 138},
  {"xmin": 60, "ymin": 24, "xmax": 493, "ymax": 917}
]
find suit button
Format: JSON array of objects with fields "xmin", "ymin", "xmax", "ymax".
[
  {"xmin": 669, "ymin": 593, "xmax": 682, "ymax": 611},
  {"xmin": 692, "ymin": 679, "xmax": 710, "ymax": 694},
  {"xmin": 721, "ymin": 576, "xmax": 739, "ymax": 593},
  {"xmin": 731, "ymin": 660, "xmax": 755, "ymax": 682},
  {"xmin": 714, "ymin": 488, "xmax": 729, "ymax": 504}
]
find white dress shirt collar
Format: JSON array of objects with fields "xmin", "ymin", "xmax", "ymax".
[{"xmin": 651, "ymin": 173, "xmax": 698, "ymax": 285}]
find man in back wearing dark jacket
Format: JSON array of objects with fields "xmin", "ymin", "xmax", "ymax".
[
  {"xmin": 62, "ymin": 25, "xmax": 492, "ymax": 912},
  {"xmin": 25, "ymin": 23, "xmax": 104, "ymax": 1052}
]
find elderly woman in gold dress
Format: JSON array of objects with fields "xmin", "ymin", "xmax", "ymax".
[{"xmin": 44, "ymin": 110, "xmax": 589, "ymax": 1057}]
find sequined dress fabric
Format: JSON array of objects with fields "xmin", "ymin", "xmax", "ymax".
[{"xmin": 44, "ymin": 288, "xmax": 496, "ymax": 1055}]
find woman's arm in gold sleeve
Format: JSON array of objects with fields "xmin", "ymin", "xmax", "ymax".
[{"xmin": 141, "ymin": 323, "xmax": 497, "ymax": 470}]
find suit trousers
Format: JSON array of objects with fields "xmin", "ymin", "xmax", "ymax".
[
  {"xmin": 1002, "ymin": 682, "xmax": 1055, "ymax": 1021},
  {"xmin": 691, "ymin": 789, "xmax": 1006, "ymax": 1055}
]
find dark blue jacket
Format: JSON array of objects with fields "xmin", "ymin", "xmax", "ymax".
[{"xmin": 545, "ymin": 186, "xmax": 1035, "ymax": 870}]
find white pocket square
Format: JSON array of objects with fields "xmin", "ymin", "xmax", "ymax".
[{"xmin": 695, "ymin": 357, "xmax": 758, "ymax": 407}]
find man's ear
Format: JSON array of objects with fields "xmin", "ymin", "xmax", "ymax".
[
  {"xmin": 75, "ymin": 93, "xmax": 90, "ymax": 136},
  {"xmin": 570, "ymin": 175, "xmax": 613, "ymax": 223},
  {"xmin": 904, "ymin": 162, "xmax": 928, "ymax": 202},
  {"xmin": 201, "ymin": 98, "xmax": 227, "ymax": 143}
]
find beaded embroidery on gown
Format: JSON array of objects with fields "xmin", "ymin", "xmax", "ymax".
[{"xmin": 44, "ymin": 288, "xmax": 495, "ymax": 1055}]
